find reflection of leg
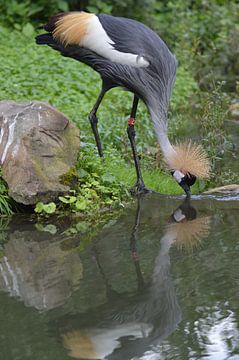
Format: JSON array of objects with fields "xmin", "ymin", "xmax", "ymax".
[
  {"xmin": 130, "ymin": 197, "xmax": 145, "ymax": 291},
  {"xmin": 88, "ymin": 82, "xmax": 110, "ymax": 157},
  {"xmin": 92, "ymin": 245, "xmax": 119, "ymax": 301},
  {"xmin": 127, "ymin": 95, "xmax": 150, "ymax": 195},
  {"xmin": 130, "ymin": 196, "xmax": 142, "ymax": 255}
]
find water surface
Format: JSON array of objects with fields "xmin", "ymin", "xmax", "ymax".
[{"xmin": 0, "ymin": 194, "xmax": 239, "ymax": 360}]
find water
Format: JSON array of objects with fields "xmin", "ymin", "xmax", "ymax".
[{"xmin": 0, "ymin": 194, "xmax": 239, "ymax": 360}]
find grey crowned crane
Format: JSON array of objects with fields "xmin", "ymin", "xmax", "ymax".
[{"xmin": 36, "ymin": 11, "xmax": 210, "ymax": 197}]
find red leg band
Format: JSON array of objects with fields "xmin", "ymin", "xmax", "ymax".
[{"xmin": 128, "ymin": 117, "xmax": 136, "ymax": 126}]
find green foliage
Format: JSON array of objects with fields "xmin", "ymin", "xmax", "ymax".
[
  {"xmin": 0, "ymin": 0, "xmax": 69, "ymax": 27},
  {"xmin": 0, "ymin": 170, "xmax": 13, "ymax": 215},
  {"xmin": 35, "ymin": 223, "xmax": 57, "ymax": 234},
  {"xmin": 34, "ymin": 148, "xmax": 130, "ymax": 217},
  {"xmin": 58, "ymin": 147, "xmax": 130, "ymax": 214},
  {"xmin": 0, "ymin": 0, "xmax": 156, "ymax": 28},
  {"xmin": 200, "ymin": 86, "xmax": 229, "ymax": 162},
  {"xmin": 200, "ymin": 91, "xmax": 239, "ymax": 186},
  {"xmin": 154, "ymin": 0, "xmax": 239, "ymax": 91},
  {"xmin": 168, "ymin": 64, "xmax": 199, "ymax": 140},
  {"xmin": 86, "ymin": 0, "xmax": 155, "ymax": 23},
  {"xmin": 35, "ymin": 201, "xmax": 57, "ymax": 214},
  {"xmin": 0, "ymin": 217, "xmax": 10, "ymax": 258},
  {"xmin": 171, "ymin": 65, "xmax": 198, "ymax": 112}
]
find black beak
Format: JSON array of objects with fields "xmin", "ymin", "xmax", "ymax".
[{"xmin": 180, "ymin": 182, "xmax": 191, "ymax": 198}]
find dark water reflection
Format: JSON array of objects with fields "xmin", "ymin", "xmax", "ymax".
[{"xmin": 0, "ymin": 194, "xmax": 239, "ymax": 360}]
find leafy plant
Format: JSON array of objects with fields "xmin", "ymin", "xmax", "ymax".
[
  {"xmin": 35, "ymin": 201, "xmax": 56, "ymax": 214},
  {"xmin": 0, "ymin": 170, "xmax": 13, "ymax": 215},
  {"xmin": 58, "ymin": 146, "xmax": 130, "ymax": 214},
  {"xmin": 0, "ymin": 0, "xmax": 70, "ymax": 27},
  {"xmin": 153, "ymin": 0, "xmax": 239, "ymax": 92}
]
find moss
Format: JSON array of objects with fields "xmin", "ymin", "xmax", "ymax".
[{"xmin": 60, "ymin": 166, "xmax": 78, "ymax": 188}]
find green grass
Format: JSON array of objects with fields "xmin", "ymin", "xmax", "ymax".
[
  {"xmin": 105, "ymin": 154, "xmax": 180, "ymax": 195},
  {"xmin": 0, "ymin": 171, "xmax": 14, "ymax": 215},
  {"xmin": 105, "ymin": 157, "xmax": 201, "ymax": 195}
]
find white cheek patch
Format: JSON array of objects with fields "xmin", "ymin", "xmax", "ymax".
[
  {"xmin": 81, "ymin": 16, "xmax": 149, "ymax": 68},
  {"xmin": 173, "ymin": 170, "xmax": 185, "ymax": 183}
]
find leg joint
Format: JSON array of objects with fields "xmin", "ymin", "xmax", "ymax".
[{"xmin": 88, "ymin": 112, "xmax": 98, "ymax": 125}]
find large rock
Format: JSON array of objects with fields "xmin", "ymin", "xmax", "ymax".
[
  {"xmin": 0, "ymin": 228, "xmax": 83, "ymax": 311},
  {"xmin": 0, "ymin": 100, "xmax": 80, "ymax": 204},
  {"xmin": 203, "ymin": 184, "xmax": 239, "ymax": 195}
]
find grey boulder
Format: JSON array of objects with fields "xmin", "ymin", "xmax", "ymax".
[
  {"xmin": 204, "ymin": 184, "xmax": 239, "ymax": 195},
  {"xmin": 0, "ymin": 100, "xmax": 80, "ymax": 205}
]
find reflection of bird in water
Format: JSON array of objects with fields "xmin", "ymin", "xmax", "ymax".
[
  {"xmin": 62, "ymin": 323, "xmax": 152, "ymax": 360},
  {"xmin": 167, "ymin": 199, "xmax": 211, "ymax": 252},
  {"xmin": 62, "ymin": 198, "xmax": 211, "ymax": 360}
]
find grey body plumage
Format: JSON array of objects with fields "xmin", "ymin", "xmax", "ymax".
[
  {"xmin": 41, "ymin": 14, "xmax": 177, "ymax": 107},
  {"xmin": 36, "ymin": 12, "xmax": 208, "ymax": 196}
]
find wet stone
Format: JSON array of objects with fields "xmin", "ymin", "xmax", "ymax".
[
  {"xmin": 203, "ymin": 184, "xmax": 239, "ymax": 195},
  {"xmin": 0, "ymin": 100, "xmax": 80, "ymax": 204}
]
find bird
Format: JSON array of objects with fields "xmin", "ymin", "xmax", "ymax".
[{"xmin": 35, "ymin": 11, "xmax": 210, "ymax": 197}]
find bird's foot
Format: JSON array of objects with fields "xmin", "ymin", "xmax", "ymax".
[{"xmin": 130, "ymin": 180, "xmax": 152, "ymax": 196}]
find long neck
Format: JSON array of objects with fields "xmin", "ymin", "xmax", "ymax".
[{"xmin": 149, "ymin": 107, "xmax": 175, "ymax": 156}]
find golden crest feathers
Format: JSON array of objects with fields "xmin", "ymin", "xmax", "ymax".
[
  {"xmin": 53, "ymin": 12, "xmax": 94, "ymax": 46},
  {"xmin": 165, "ymin": 141, "xmax": 211, "ymax": 178}
]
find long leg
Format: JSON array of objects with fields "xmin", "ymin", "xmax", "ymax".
[
  {"xmin": 88, "ymin": 82, "xmax": 111, "ymax": 157},
  {"xmin": 127, "ymin": 95, "xmax": 149, "ymax": 194}
]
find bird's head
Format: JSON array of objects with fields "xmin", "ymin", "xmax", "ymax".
[
  {"xmin": 165, "ymin": 141, "xmax": 210, "ymax": 198},
  {"xmin": 171, "ymin": 170, "xmax": 196, "ymax": 198}
]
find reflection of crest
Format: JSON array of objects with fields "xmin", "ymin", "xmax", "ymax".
[
  {"xmin": 63, "ymin": 330, "xmax": 97, "ymax": 360},
  {"xmin": 166, "ymin": 199, "xmax": 211, "ymax": 251},
  {"xmin": 167, "ymin": 216, "xmax": 211, "ymax": 251}
]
